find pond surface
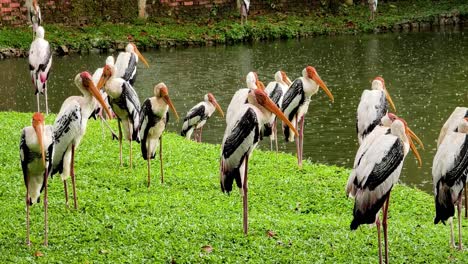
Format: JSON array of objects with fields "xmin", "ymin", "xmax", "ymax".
[{"xmin": 1, "ymin": 28, "xmax": 467, "ymax": 193}]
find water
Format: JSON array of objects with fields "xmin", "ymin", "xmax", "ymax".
[{"xmin": 1, "ymin": 29, "xmax": 467, "ymax": 193}]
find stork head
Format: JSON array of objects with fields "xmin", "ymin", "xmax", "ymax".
[
  {"xmin": 246, "ymin": 72, "xmax": 265, "ymax": 90},
  {"xmin": 76, "ymin": 71, "xmax": 113, "ymax": 119},
  {"xmin": 33, "ymin": 0, "xmax": 38, "ymax": 9},
  {"xmin": 372, "ymin": 76, "xmax": 397, "ymax": 112},
  {"xmin": 32, "ymin": 112, "xmax": 46, "ymax": 167},
  {"xmin": 154, "ymin": 83, "xmax": 179, "ymax": 120},
  {"xmin": 458, "ymin": 117, "xmax": 468, "ymax": 133},
  {"xmin": 381, "ymin": 112, "xmax": 398, "ymax": 127},
  {"xmin": 206, "ymin": 93, "xmax": 224, "ymax": 117},
  {"xmin": 105, "ymin": 56, "xmax": 115, "ymax": 67},
  {"xmin": 392, "ymin": 118, "xmax": 423, "ymax": 167},
  {"xmin": 128, "ymin": 43, "xmax": 150, "ymax": 68},
  {"xmin": 248, "ymin": 89, "xmax": 298, "ymax": 137},
  {"xmin": 36, "ymin": 26, "xmax": 45, "ymax": 39},
  {"xmin": 97, "ymin": 64, "xmax": 115, "ymax": 90},
  {"xmin": 280, "ymin": 71, "xmax": 292, "ymax": 86},
  {"xmin": 304, "ymin": 66, "xmax": 334, "ymax": 103}
]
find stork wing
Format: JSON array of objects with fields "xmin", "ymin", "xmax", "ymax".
[
  {"xmin": 356, "ymin": 90, "xmax": 387, "ymax": 141},
  {"xmin": 433, "ymin": 133, "xmax": 468, "ymax": 188},
  {"xmin": 281, "ymin": 78, "xmax": 304, "ymax": 121},
  {"xmin": 139, "ymin": 98, "xmax": 162, "ymax": 160},
  {"xmin": 437, "ymin": 107, "xmax": 468, "ymax": 147},
  {"xmin": 122, "ymin": 53, "xmax": 137, "ymax": 83},
  {"xmin": 19, "ymin": 128, "xmax": 30, "ymax": 187},
  {"xmin": 266, "ymin": 82, "xmax": 283, "ymax": 108},
  {"xmin": 183, "ymin": 103, "xmax": 205, "ymax": 128}
]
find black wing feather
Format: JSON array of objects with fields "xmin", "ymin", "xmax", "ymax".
[{"xmin": 269, "ymin": 83, "xmax": 283, "ymax": 108}]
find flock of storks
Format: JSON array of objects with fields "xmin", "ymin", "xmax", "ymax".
[{"xmin": 19, "ymin": 1, "xmax": 468, "ymax": 263}]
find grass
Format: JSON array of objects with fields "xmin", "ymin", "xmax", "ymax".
[
  {"xmin": 0, "ymin": 111, "xmax": 467, "ymax": 263},
  {"xmin": 1, "ymin": 0, "xmax": 467, "ymax": 54}
]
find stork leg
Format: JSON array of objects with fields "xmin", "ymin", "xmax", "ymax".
[
  {"xmin": 383, "ymin": 193, "xmax": 391, "ymax": 264},
  {"xmin": 295, "ymin": 118, "xmax": 300, "ymax": 166},
  {"xmin": 160, "ymin": 136, "xmax": 164, "ymax": 184},
  {"xmin": 464, "ymin": 183, "xmax": 467, "ymax": 218},
  {"xmin": 44, "ymin": 87, "xmax": 49, "ymax": 115},
  {"xmin": 36, "ymin": 93, "xmax": 40, "ymax": 113},
  {"xmin": 130, "ymin": 139, "xmax": 133, "ymax": 170},
  {"xmin": 376, "ymin": 216, "xmax": 382, "ymax": 264},
  {"xmin": 450, "ymin": 217, "xmax": 455, "ymax": 248},
  {"xmin": 100, "ymin": 116, "xmax": 118, "ymax": 140},
  {"xmin": 199, "ymin": 127, "xmax": 203, "ymax": 142},
  {"xmin": 118, "ymin": 120, "xmax": 123, "ymax": 166},
  {"xmin": 25, "ymin": 183, "xmax": 31, "ymax": 246},
  {"xmin": 243, "ymin": 155, "xmax": 249, "ymax": 235},
  {"xmin": 43, "ymin": 168, "xmax": 49, "ymax": 246},
  {"xmin": 71, "ymin": 144, "xmax": 78, "ymax": 209},
  {"xmin": 299, "ymin": 116, "xmax": 305, "ymax": 168},
  {"xmin": 274, "ymin": 120, "xmax": 279, "ymax": 153},
  {"xmin": 457, "ymin": 194, "xmax": 463, "ymax": 250},
  {"xmin": 63, "ymin": 180, "xmax": 69, "ymax": 207},
  {"xmin": 147, "ymin": 140, "xmax": 151, "ymax": 189}
]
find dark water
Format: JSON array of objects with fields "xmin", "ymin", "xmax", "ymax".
[{"xmin": 1, "ymin": 29, "xmax": 467, "ymax": 192}]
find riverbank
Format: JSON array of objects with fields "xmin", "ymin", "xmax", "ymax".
[
  {"xmin": 1, "ymin": 0, "xmax": 467, "ymax": 59},
  {"xmin": 0, "ymin": 111, "xmax": 466, "ymax": 262}
]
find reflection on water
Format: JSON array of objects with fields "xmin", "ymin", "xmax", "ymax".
[{"xmin": 0, "ymin": 29, "xmax": 467, "ymax": 193}]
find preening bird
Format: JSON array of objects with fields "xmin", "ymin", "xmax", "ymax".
[
  {"xmin": 181, "ymin": 93, "xmax": 224, "ymax": 142},
  {"xmin": 356, "ymin": 77, "xmax": 397, "ymax": 144},
  {"xmin": 369, "ymin": 0, "xmax": 378, "ymax": 20},
  {"xmin": 220, "ymin": 88, "xmax": 298, "ymax": 235},
  {"xmin": 264, "ymin": 70, "xmax": 292, "ymax": 151},
  {"xmin": 26, "ymin": 0, "xmax": 41, "ymax": 36},
  {"xmin": 29, "ymin": 26, "xmax": 52, "ymax": 115},
  {"xmin": 52, "ymin": 72, "xmax": 112, "ymax": 209},
  {"xmin": 346, "ymin": 117, "xmax": 422, "ymax": 264},
  {"xmin": 437, "ymin": 107, "xmax": 468, "ymax": 147},
  {"xmin": 433, "ymin": 117, "xmax": 468, "ymax": 251},
  {"xmin": 139, "ymin": 83, "xmax": 179, "ymax": 187},
  {"xmin": 281, "ymin": 66, "xmax": 334, "ymax": 167},
  {"xmin": 20, "ymin": 112, "xmax": 53, "ymax": 246},
  {"xmin": 114, "ymin": 43, "xmax": 150, "ymax": 86},
  {"xmin": 98, "ymin": 64, "xmax": 141, "ymax": 168}
]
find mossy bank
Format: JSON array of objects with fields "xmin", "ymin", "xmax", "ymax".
[
  {"xmin": 1, "ymin": 0, "xmax": 467, "ymax": 59},
  {"xmin": 0, "ymin": 111, "xmax": 466, "ymax": 263}
]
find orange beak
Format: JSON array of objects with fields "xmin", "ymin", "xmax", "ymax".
[
  {"xmin": 133, "ymin": 45, "xmax": 150, "ymax": 68},
  {"xmin": 97, "ymin": 66, "xmax": 111, "ymax": 90},
  {"xmin": 281, "ymin": 72, "xmax": 292, "ymax": 86},
  {"xmin": 407, "ymin": 127, "xmax": 424, "ymax": 150},
  {"xmin": 256, "ymin": 80, "xmax": 265, "ymax": 90},
  {"xmin": 212, "ymin": 99, "xmax": 224, "ymax": 117},
  {"xmin": 406, "ymin": 130, "xmax": 422, "ymax": 168},
  {"xmin": 256, "ymin": 90, "xmax": 298, "ymax": 137},
  {"xmin": 311, "ymin": 75, "xmax": 334, "ymax": 103},
  {"xmin": 83, "ymin": 75, "xmax": 113, "ymax": 119},
  {"xmin": 384, "ymin": 84, "xmax": 397, "ymax": 113},
  {"xmin": 163, "ymin": 95, "xmax": 179, "ymax": 121},
  {"xmin": 34, "ymin": 123, "xmax": 45, "ymax": 167}
]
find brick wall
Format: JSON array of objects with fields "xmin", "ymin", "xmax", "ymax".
[{"xmin": 146, "ymin": 0, "xmax": 236, "ymax": 18}]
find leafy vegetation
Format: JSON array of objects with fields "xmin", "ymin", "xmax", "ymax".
[
  {"xmin": 0, "ymin": 112, "xmax": 466, "ymax": 262},
  {"xmin": 1, "ymin": 0, "xmax": 467, "ymax": 54}
]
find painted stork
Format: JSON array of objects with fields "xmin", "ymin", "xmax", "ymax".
[
  {"xmin": 114, "ymin": 43, "xmax": 150, "ymax": 86},
  {"xmin": 369, "ymin": 0, "xmax": 378, "ymax": 20},
  {"xmin": 357, "ymin": 77, "xmax": 397, "ymax": 144},
  {"xmin": 20, "ymin": 112, "xmax": 53, "ymax": 246},
  {"xmin": 181, "ymin": 93, "xmax": 224, "ymax": 142},
  {"xmin": 97, "ymin": 64, "xmax": 141, "ymax": 168},
  {"xmin": 346, "ymin": 117, "xmax": 422, "ymax": 264},
  {"xmin": 264, "ymin": 70, "xmax": 292, "ymax": 151},
  {"xmin": 220, "ymin": 88, "xmax": 299, "ymax": 235},
  {"xmin": 29, "ymin": 26, "xmax": 52, "ymax": 115},
  {"xmin": 226, "ymin": 71, "xmax": 265, "ymax": 123},
  {"xmin": 240, "ymin": 0, "xmax": 250, "ymax": 24},
  {"xmin": 281, "ymin": 66, "xmax": 334, "ymax": 167},
  {"xmin": 26, "ymin": 0, "xmax": 41, "ymax": 36},
  {"xmin": 139, "ymin": 83, "xmax": 179, "ymax": 187},
  {"xmin": 52, "ymin": 72, "xmax": 112, "ymax": 209},
  {"xmin": 433, "ymin": 117, "xmax": 468, "ymax": 250}
]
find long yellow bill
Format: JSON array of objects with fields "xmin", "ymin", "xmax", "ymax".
[
  {"xmin": 407, "ymin": 127, "xmax": 425, "ymax": 150},
  {"xmin": 134, "ymin": 45, "xmax": 150, "ymax": 68},
  {"xmin": 312, "ymin": 75, "xmax": 334, "ymax": 103},
  {"xmin": 407, "ymin": 131, "xmax": 422, "ymax": 168},
  {"xmin": 384, "ymin": 90, "xmax": 397, "ymax": 113},
  {"xmin": 213, "ymin": 100, "xmax": 224, "ymax": 117},
  {"xmin": 83, "ymin": 74, "xmax": 113, "ymax": 119},
  {"xmin": 164, "ymin": 95, "xmax": 179, "ymax": 121}
]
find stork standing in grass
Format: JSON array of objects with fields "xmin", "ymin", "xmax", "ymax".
[
  {"xmin": 181, "ymin": 93, "xmax": 224, "ymax": 142},
  {"xmin": 264, "ymin": 70, "xmax": 292, "ymax": 151},
  {"xmin": 140, "ymin": 83, "xmax": 179, "ymax": 187},
  {"xmin": 98, "ymin": 64, "xmax": 141, "ymax": 168},
  {"xmin": 114, "ymin": 43, "xmax": 150, "ymax": 86},
  {"xmin": 52, "ymin": 72, "xmax": 112, "ymax": 209},
  {"xmin": 29, "ymin": 26, "xmax": 52, "ymax": 115},
  {"xmin": 346, "ymin": 117, "xmax": 422, "ymax": 264},
  {"xmin": 281, "ymin": 66, "xmax": 334, "ymax": 167},
  {"xmin": 433, "ymin": 117, "xmax": 468, "ymax": 250},
  {"xmin": 221, "ymin": 88, "xmax": 298, "ymax": 235},
  {"xmin": 369, "ymin": 0, "xmax": 378, "ymax": 20},
  {"xmin": 357, "ymin": 77, "xmax": 397, "ymax": 144},
  {"xmin": 20, "ymin": 112, "xmax": 54, "ymax": 246},
  {"xmin": 26, "ymin": 0, "xmax": 41, "ymax": 37}
]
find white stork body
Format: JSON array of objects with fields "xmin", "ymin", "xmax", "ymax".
[
  {"xmin": 281, "ymin": 66, "xmax": 334, "ymax": 167},
  {"xmin": 346, "ymin": 118, "xmax": 421, "ymax": 264},
  {"xmin": 26, "ymin": 0, "xmax": 41, "ymax": 36},
  {"xmin": 20, "ymin": 113, "xmax": 53, "ymax": 246},
  {"xmin": 29, "ymin": 26, "xmax": 52, "ymax": 115},
  {"xmin": 98, "ymin": 65, "xmax": 141, "ymax": 168},
  {"xmin": 369, "ymin": 0, "xmax": 378, "ymax": 20},
  {"xmin": 433, "ymin": 117, "xmax": 468, "ymax": 250},
  {"xmin": 226, "ymin": 72, "xmax": 263, "ymax": 123},
  {"xmin": 437, "ymin": 107, "xmax": 468, "ymax": 146},
  {"xmin": 181, "ymin": 93, "xmax": 224, "ymax": 142},
  {"xmin": 114, "ymin": 43, "xmax": 149, "ymax": 86},
  {"xmin": 357, "ymin": 77, "xmax": 396, "ymax": 144},
  {"xmin": 221, "ymin": 88, "xmax": 298, "ymax": 234},
  {"xmin": 140, "ymin": 83, "xmax": 178, "ymax": 187},
  {"xmin": 52, "ymin": 72, "xmax": 112, "ymax": 209}
]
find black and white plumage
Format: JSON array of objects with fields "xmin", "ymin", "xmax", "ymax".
[
  {"xmin": 98, "ymin": 64, "xmax": 141, "ymax": 168},
  {"xmin": 139, "ymin": 83, "xmax": 179, "ymax": 187},
  {"xmin": 52, "ymin": 72, "xmax": 112, "ymax": 209},
  {"xmin": 264, "ymin": 70, "xmax": 292, "ymax": 151},
  {"xmin": 29, "ymin": 26, "xmax": 52, "ymax": 115},
  {"xmin": 114, "ymin": 43, "xmax": 149, "ymax": 86},
  {"xmin": 20, "ymin": 112, "xmax": 53, "ymax": 246},
  {"xmin": 240, "ymin": 0, "xmax": 250, "ymax": 24},
  {"xmin": 368, "ymin": 0, "xmax": 378, "ymax": 20},
  {"xmin": 437, "ymin": 107, "xmax": 468, "ymax": 147},
  {"xmin": 433, "ymin": 117, "xmax": 468, "ymax": 250},
  {"xmin": 26, "ymin": 0, "xmax": 41, "ymax": 36},
  {"xmin": 281, "ymin": 66, "xmax": 334, "ymax": 167},
  {"xmin": 357, "ymin": 77, "xmax": 397, "ymax": 144},
  {"xmin": 346, "ymin": 117, "xmax": 422, "ymax": 264},
  {"xmin": 181, "ymin": 93, "xmax": 224, "ymax": 142},
  {"xmin": 221, "ymin": 88, "xmax": 298, "ymax": 235}
]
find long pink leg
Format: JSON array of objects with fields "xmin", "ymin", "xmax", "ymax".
[
  {"xmin": 147, "ymin": 141, "xmax": 151, "ymax": 189},
  {"xmin": 71, "ymin": 144, "xmax": 78, "ymax": 209},
  {"xmin": 26, "ymin": 183, "xmax": 31, "ymax": 246},
  {"xmin": 160, "ymin": 136, "xmax": 164, "ymax": 184},
  {"xmin": 45, "ymin": 87, "xmax": 49, "ymax": 115},
  {"xmin": 383, "ymin": 193, "xmax": 391, "ymax": 264},
  {"xmin": 376, "ymin": 216, "xmax": 382, "ymax": 264},
  {"xmin": 36, "ymin": 93, "xmax": 40, "ymax": 113},
  {"xmin": 243, "ymin": 155, "xmax": 249, "ymax": 235},
  {"xmin": 118, "ymin": 120, "xmax": 123, "ymax": 166},
  {"xmin": 464, "ymin": 183, "xmax": 467, "ymax": 218},
  {"xmin": 299, "ymin": 116, "xmax": 304, "ymax": 167},
  {"xmin": 43, "ymin": 168, "xmax": 49, "ymax": 246},
  {"xmin": 199, "ymin": 126, "xmax": 203, "ymax": 142},
  {"xmin": 130, "ymin": 138, "xmax": 133, "ymax": 170},
  {"xmin": 295, "ymin": 118, "xmax": 300, "ymax": 166},
  {"xmin": 63, "ymin": 180, "xmax": 68, "ymax": 207},
  {"xmin": 458, "ymin": 195, "xmax": 463, "ymax": 250},
  {"xmin": 274, "ymin": 120, "xmax": 279, "ymax": 153}
]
